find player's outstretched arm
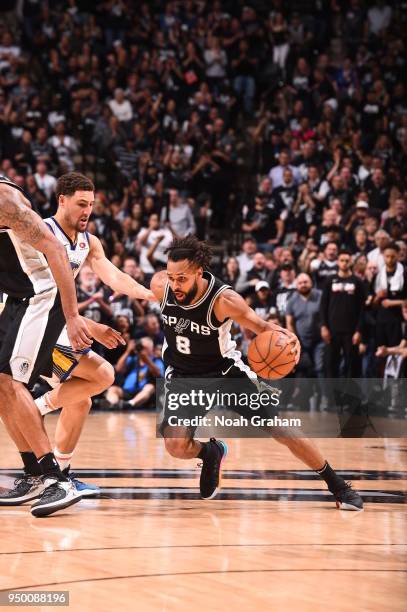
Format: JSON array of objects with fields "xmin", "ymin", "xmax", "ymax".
[
  {"xmin": 0, "ymin": 183, "xmax": 92, "ymax": 351},
  {"xmin": 87, "ymin": 234, "xmax": 156, "ymax": 301},
  {"xmin": 214, "ymin": 289, "xmax": 301, "ymax": 364}
]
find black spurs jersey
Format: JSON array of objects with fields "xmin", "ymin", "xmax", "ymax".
[
  {"xmin": 0, "ymin": 175, "xmax": 56, "ymax": 298},
  {"xmin": 160, "ymin": 271, "xmax": 239, "ymax": 374}
]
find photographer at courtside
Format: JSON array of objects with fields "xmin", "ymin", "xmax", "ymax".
[{"xmin": 104, "ymin": 337, "xmax": 164, "ymax": 410}]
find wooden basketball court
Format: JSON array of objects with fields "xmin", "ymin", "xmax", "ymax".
[{"xmin": 0, "ymin": 411, "xmax": 406, "ymax": 611}]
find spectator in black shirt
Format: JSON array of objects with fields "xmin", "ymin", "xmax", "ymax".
[
  {"xmin": 135, "ymin": 313, "xmax": 165, "ymax": 348},
  {"xmin": 310, "ymin": 241, "xmax": 339, "ymax": 289},
  {"xmin": 252, "ymin": 281, "xmax": 274, "ymax": 318},
  {"xmin": 241, "ymin": 194, "xmax": 282, "ymax": 251},
  {"xmin": 314, "ymin": 209, "xmax": 343, "ymax": 247},
  {"xmin": 232, "ymin": 38, "xmax": 257, "ymax": 114},
  {"xmin": 364, "ymin": 168, "xmax": 390, "ymax": 210},
  {"xmin": 77, "ymin": 265, "xmax": 112, "ymax": 325},
  {"xmin": 351, "ymin": 227, "xmax": 374, "ymax": 256},
  {"xmin": 382, "ymin": 197, "xmax": 407, "ymax": 240},
  {"xmin": 320, "ymin": 249, "xmax": 366, "ymax": 377},
  {"xmin": 343, "ymin": 200, "xmax": 371, "ymax": 237},
  {"xmin": 272, "ymin": 263, "xmax": 297, "ymax": 318},
  {"xmin": 274, "ymin": 168, "xmax": 298, "ymax": 215}
]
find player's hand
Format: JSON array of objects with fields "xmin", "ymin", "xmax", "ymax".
[
  {"xmin": 381, "ymin": 299, "xmax": 392, "ymax": 309},
  {"xmin": 66, "ymin": 315, "xmax": 93, "ymax": 351},
  {"xmin": 286, "ymin": 332, "xmax": 301, "ymax": 365},
  {"xmin": 91, "ymin": 323, "xmax": 126, "ymax": 349}
]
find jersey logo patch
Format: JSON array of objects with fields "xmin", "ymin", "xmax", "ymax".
[
  {"xmin": 174, "ymin": 318, "xmax": 190, "ymax": 334},
  {"xmin": 80, "ymin": 242, "xmax": 87, "ymax": 249},
  {"xmin": 10, "ymin": 356, "xmax": 32, "ymax": 380},
  {"xmin": 19, "ymin": 361, "xmax": 30, "ymax": 376}
]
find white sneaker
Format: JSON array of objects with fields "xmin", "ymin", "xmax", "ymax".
[{"xmin": 30, "ymin": 477, "xmax": 82, "ymax": 517}]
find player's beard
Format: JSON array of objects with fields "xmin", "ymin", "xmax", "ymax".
[{"xmin": 174, "ymin": 279, "xmax": 199, "ymax": 305}]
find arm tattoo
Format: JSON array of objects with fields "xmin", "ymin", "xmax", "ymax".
[{"xmin": 0, "ymin": 185, "xmax": 46, "ymax": 245}]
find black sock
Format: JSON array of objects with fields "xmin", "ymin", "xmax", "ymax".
[
  {"xmin": 197, "ymin": 442, "xmax": 209, "ymax": 460},
  {"xmin": 20, "ymin": 452, "xmax": 42, "ymax": 476},
  {"xmin": 316, "ymin": 461, "xmax": 346, "ymax": 492},
  {"xmin": 37, "ymin": 452, "xmax": 64, "ymax": 480}
]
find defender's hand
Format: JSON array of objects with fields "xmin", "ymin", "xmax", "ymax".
[
  {"xmin": 91, "ymin": 323, "xmax": 126, "ymax": 349},
  {"xmin": 66, "ymin": 315, "xmax": 93, "ymax": 351}
]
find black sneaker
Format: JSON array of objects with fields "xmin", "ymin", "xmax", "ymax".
[
  {"xmin": 30, "ymin": 476, "xmax": 82, "ymax": 518},
  {"xmin": 199, "ymin": 438, "xmax": 228, "ymax": 500},
  {"xmin": 332, "ymin": 482, "xmax": 364, "ymax": 511},
  {"xmin": 0, "ymin": 474, "xmax": 46, "ymax": 505}
]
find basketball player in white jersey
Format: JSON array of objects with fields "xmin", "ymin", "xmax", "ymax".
[
  {"xmin": 152, "ymin": 236, "xmax": 363, "ymax": 510},
  {"xmin": 0, "ymin": 173, "xmax": 93, "ymax": 517},
  {"xmin": 0, "ymin": 172, "xmax": 155, "ymax": 506}
]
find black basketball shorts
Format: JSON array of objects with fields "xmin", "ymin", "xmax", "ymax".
[
  {"xmin": 158, "ymin": 356, "xmax": 281, "ymax": 437},
  {"xmin": 0, "ymin": 290, "xmax": 65, "ymax": 388}
]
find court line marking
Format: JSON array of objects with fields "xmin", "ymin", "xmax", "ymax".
[
  {"xmin": 94, "ymin": 487, "xmax": 406, "ymax": 503},
  {"xmin": 1, "ymin": 468, "xmax": 406, "ymax": 480},
  {"xmin": 2, "ymin": 568, "xmax": 407, "ymax": 592},
  {"xmin": 1, "ymin": 543, "xmax": 407, "ymax": 557}
]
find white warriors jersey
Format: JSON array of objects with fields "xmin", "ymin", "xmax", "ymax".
[
  {"xmin": 45, "ymin": 216, "xmax": 91, "ymax": 348},
  {"xmin": 45, "ymin": 216, "xmax": 90, "ymax": 279}
]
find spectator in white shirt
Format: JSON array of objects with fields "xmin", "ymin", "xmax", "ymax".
[
  {"xmin": 136, "ymin": 213, "xmax": 173, "ymax": 274},
  {"xmin": 160, "ymin": 189, "xmax": 196, "ymax": 238},
  {"xmin": 268, "ymin": 150, "xmax": 302, "ymax": 188},
  {"xmin": 48, "ymin": 122, "xmax": 77, "ymax": 171},
  {"xmin": 367, "ymin": 229, "xmax": 390, "ymax": 270},
  {"xmin": 108, "ymin": 88, "xmax": 133, "ymax": 122},
  {"xmin": 204, "ymin": 36, "xmax": 227, "ymax": 80},
  {"xmin": 34, "ymin": 161, "xmax": 57, "ymax": 202},
  {"xmin": 236, "ymin": 237, "xmax": 257, "ymax": 275}
]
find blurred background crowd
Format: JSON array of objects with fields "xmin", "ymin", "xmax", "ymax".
[{"xmin": 0, "ymin": 0, "xmax": 406, "ymax": 409}]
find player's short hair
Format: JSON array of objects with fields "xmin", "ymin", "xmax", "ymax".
[
  {"xmin": 165, "ymin": 236, "xmax": 212, "ymax": 270},
  {"xmin": 56, "ymin": 172, "xmax": 94, "ymax": 198}
]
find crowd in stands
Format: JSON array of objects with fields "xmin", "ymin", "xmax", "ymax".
[{"xmin": 0, "ymin": 0, "xmax": 406, "ymax": 407}]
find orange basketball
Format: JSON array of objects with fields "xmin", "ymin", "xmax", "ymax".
[{"xmin": 247, "ymin": 330, "xmax": 297, "ymax": 379}]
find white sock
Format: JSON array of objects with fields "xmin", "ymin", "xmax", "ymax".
[
  {"xmin": 54, "ymin": 447, "xmax": 74, "ymax": 472},
  {"xmin": 35, "ymin": 392, "xmax": 59, "ymax": 416}
]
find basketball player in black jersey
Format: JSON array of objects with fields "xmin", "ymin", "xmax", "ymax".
[
  {"xmin": 0, "ymin": 174, "xmax": 94, "ymax": 516},
  {"xmin": 151, "ymin": 236, "xmax": 363, "ymax": 510}
]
